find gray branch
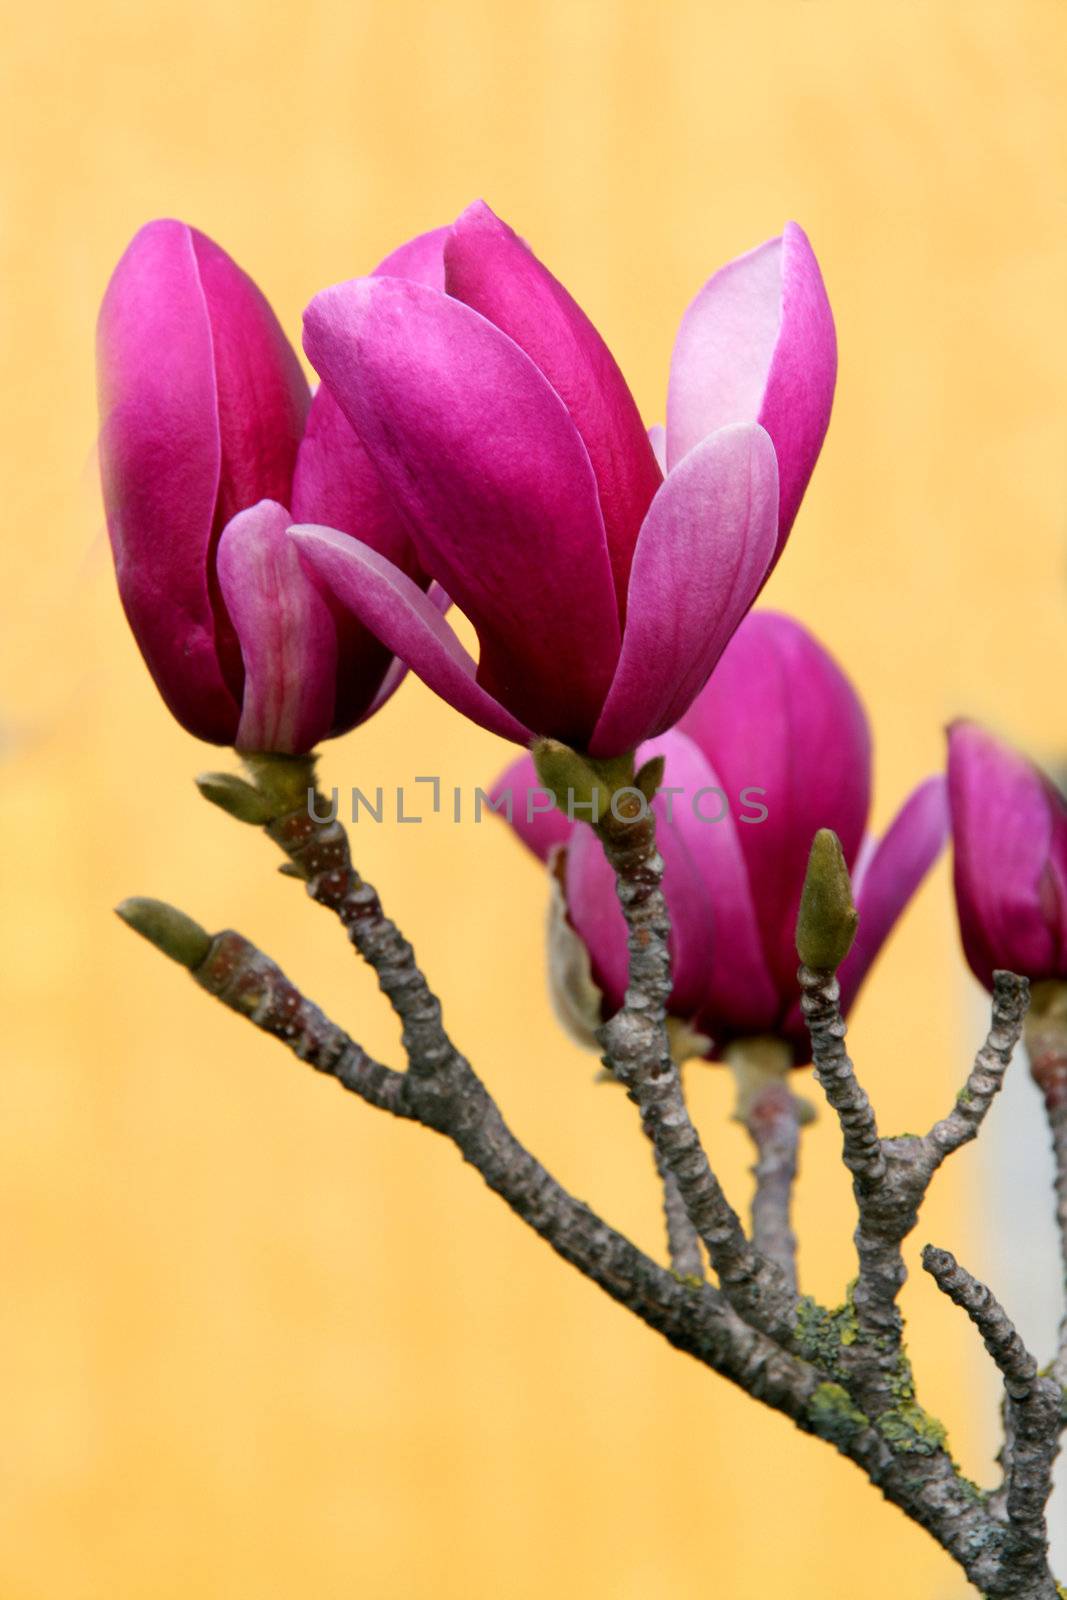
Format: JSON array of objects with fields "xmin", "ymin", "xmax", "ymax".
[
  {"xmin": 741, "ymin": 1078, "xmax": 802, "ymax": 1295},
  {"xmin": 924, "ymin": 972, "xmax": 1030, "ymax": 1170},
  {"xmin": 1025, "ymin": 1011, "xmax": 1067, "ymax": 1399},
  {"xmin": 922, "ymin": 1245, "xmax": 1061, "ymax": 1592},
  {"xmin": 799, "ymin": 965, "xmax": 886, "ymax": 1191},
  {"xmin": 168, "ymin": 759, "xmax": 1061, "ymax": 1598},
  {"xmin": 647, "ymin": 1068, "xmax": 705, "ymax": 1280},
  {"xmin": 654, "ymin": 1146, "xmax": 706, "ymax": 1282},
  {"xmin": 1050, "ymin": 1098, "xmax": 1067, "ymax": 1394},
  {"xmin": 799, "ymin": 963, "xmax": 912, "ymax": 1407},
  {"xmin": 593, "ymin": 804, "xmax": 796, "ymax": 1342},
  {"xmin": 179, "ymin": 916, "xmax": 1039, "ymax": 1596},
  {"xmin": 799, "ymin": 965, "xmax": 1030, "ymax": 1424},
  {"xmin": 191, "ymin": 923, "xmax": 818, "ymax": 1414}
]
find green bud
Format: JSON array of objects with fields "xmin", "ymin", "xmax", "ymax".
[
  {"xmin": 531, "ymin": 740, "xmax": 640, "ymax": 829},
  {"xmin": 796, "ymin": 829, "xmax": 858, "ymax": 971},
  {"xmin": 196, "ymin": 771, "xmax": 276, "ymax": 824},
  {"xmin": 115, "ymin": 897, "xmax": 213, "ymax": 969},
  {"xmin": 532, "ymin": 740, "xmax": 602, "ymax": 821}
]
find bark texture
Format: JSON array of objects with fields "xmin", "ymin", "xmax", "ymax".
[{"xmin": 126, "ymin": 755, "xmax": 1064, "ymax": 1599}]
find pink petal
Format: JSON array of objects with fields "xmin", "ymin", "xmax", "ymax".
[
  {"xmin": 588, "ymin": 423, "xmax": 779, "ymax": 758},
  {"xmin": 679, "ymin": 610, "xmax": 871, "ymax": 995},
  {"xmin": 291, "ymin": 384, "xmax": 421, "ymax": 732},
  {"xmin": 290, "ymin": 525, "xmax": 531, "ymax": 745},
  {"xmin": 666, "ymin": 222, "xmax": 836, "ymax": 559},
  {"xmin": 97, "ymin": 219, "xmax": 240, "ymax": 743},
  {"xmin": 445, "ymin": 201, "xmax": 662, "ymax": 613},
  {"xmin": 373, "ymin": 225, "xmax": 449, "ymax": 288},
  {"xmin": 303, "ymin": 275, "xmax": 621, "ymax": 743},
  {"xmin": 188, "ymin": 229, "xmax": 310, "ymax": 533},
  {"xmin": 356, "ymin": 586, "xmax": 451, "ymax": 725},
  {"xmin": 642, "ymin": 730, "xmax": 779, "ymax": 1036},
  {"xmin": 489, "ymin": 752, "xmax": 574, "ymax": 862},
  {"xmin": 292, "ymin": 385, "xmax": 417, "ymax": 564},
  {"xmin": 837, "ymin": 776, "xmax": 949, "ymax": 1013},
  {"xmin": 216, "ymin": 501, "xmax": 337, "ymax": 754},
  {"xmin": 565, "ymin": 824, "xmax": 629, "ymax": 1014},
  {"xmin": 948, "ymin": 722, "xmax": 1067, "ymax": 989}
]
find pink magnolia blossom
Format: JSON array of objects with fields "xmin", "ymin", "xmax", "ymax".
[
  {"xmin": 292, "ymin": 202, "xmax": 837, "ymax": 756},
  {"xmin": 948, "ymin": 720, "xmax": 1067, "ymax": 991},
  {"xmin": 493, "ymin": 612, "xmax": 948, "ymax": 1060},
  {"xmin": 97, "ymin": 220, "xmax": 431, "ymax": 751}
]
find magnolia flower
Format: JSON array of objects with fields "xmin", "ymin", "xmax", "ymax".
[
  {"xmin": 292, "ymin": 201, "xmax": 837, "ymax": 756},
  {"xmin": 493, "ymin": 612, "xmax": 948, "ymax": 1060},
  {"xmin": 948, "ymin": 720, "xmax": 1067, "ymax": 991},
  {"xmin": 97, "ymin": 220, "xmax": 432, "ymax": 751}
]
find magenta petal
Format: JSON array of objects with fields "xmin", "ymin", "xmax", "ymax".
[
  {"xmin": 290, "ymin": 525, "xmax": 531, "ymax": 745},
  {"xmin": 680, "ymin": 610, "xmax": 871, "ymax": 995},
  {"xmin": 837, "ymin": 776, "xmax": 949, "ymax": 1014},
  {"xmin": 291, "ymin": 384, "xmax": 421, "ymax": 731},
  {"xmin": 565, "ymin": 824, "xmax": 629, "ymax": 1014},
  {"xmin": 292, "ymin": 385, "xmax": 416, "ymax": 565},
  {"xmin": 189, "ymin": 229, "xmax": 310, "ymax": 533},
  {"xmin": 355, "ymin": 586, "xmax": 451, "ymax": 726},
  {"xmin": 589, "ymin": 424, "xmax": 779, "ymax": 758},
  {"xmin": 373, "ymin": 225, "xmax": 449, "ymax": 288},
  {"xmin": 948, "ymin": 722, "xmax": 1067, "ymax": 990},
  {"xmin": 216, "ymin": 501, "xmax": 337, "ymax": 754},
  {"xmin": 294, "ymin": 217, "xmax": 452, "ymax": 552},
  {"xmin": 641, "ymin": 731, "xmax": 778, "ymax": 1034},
  {"xmin": 97, "ymin": 220, "xmax": 240, "ymax": 743},
  {"xmin": 293, "ymin": 224, "xmax": 449, "ymax": 728},
  {"xmin": 303, "ymin": 275, "xmax": 620, "ymax": 743},
  {"xmin": 666, "ymin": 223, "xmax": 836, "ymax": 557},
  {"xmin": 445, "ymin": 201, "xmax": 662, "ymax": 612},
  {"xmin": 490, "ymin": 753, "xmax": 574, "ymax": 862}
]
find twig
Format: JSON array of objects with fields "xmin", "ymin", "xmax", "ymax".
[
  {"xmin": 179, "ymin": 769, "xmax": 1061, "ymax": 1596},
  {"xmin": 188, "ymin": 924, "xmax": 815, "ymax": 1414},
  {"xmin": 1047, "ymin": 1095, "xmax": 1067, "ymax": 1393},
  {"xmin": 594, "ymin": 799, "xmax": 796, "ymax": 1341},
  {"xmin": 799, "ymin": 967, "xmax": 1031, "ymax": 1424},
  {"xmin": 924, "ymin": 972, "xmax": 1030, "ymax": 1170},
  {"xmin": 922, "ymin": 1245, "xmax": 1060, "ymax": 1591},
  {"xmin": 655, "ymin": 1151, "xmax": 706, "ymax": 1282},
  {"xmin": 228, "ymin": 756, "xmax": 786, "ymax": 1331},
  {"xmin": 195, "ymin": 930, "xmax": 413, "ymax": 1115},
  {"xmin": 1024, "ymin": 992, "xmax": 1067, "ymax": 1398},
  {"xmin": 186, "ymin": 922, "xmax": 1041, "ymax": 1595},
  {"xmin": 798, "ymin": 966, "xmax": 885, "ymax": 1191},
  {"xmin": 743, "ymin": 1078, "xmax": 802, "ymax": 1295},
  {"xmin": 799, "ymin": 963, "xmax": 910, "ymax": 1406}
]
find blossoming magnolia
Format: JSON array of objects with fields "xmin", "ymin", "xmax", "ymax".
[
  {"xmin": 494, "ymin": 612, "xmax": 948, "ymax": 1059},
  {"xmin": 947, "ymin": 720, "xmax": 1067, "ymax": 992},
  {"xmin": 291, "ymin": 201, "xmax": 837, "ymax": 756},
  {"xmin": 97, "ymin": 220, "xmax": 434, "ymax": 751}
]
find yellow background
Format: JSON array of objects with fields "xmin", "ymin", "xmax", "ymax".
[{"xmin": 3, "ymin": 2, "xmax": 1065, "ymax": 1595}]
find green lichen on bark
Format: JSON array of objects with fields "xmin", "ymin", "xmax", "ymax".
[
  {"xmin": 794, "ymin": 1284, "xmax": 860, "ymax": 1376},
  {"xmin": 877, "ymin": 1398, "xmax": 949, "ymax": 1455},
  {"xmin": 807, "ymin": 1382, "xmax": 869, "ymax": 1447}
]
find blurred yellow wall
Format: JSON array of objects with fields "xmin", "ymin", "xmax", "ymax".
[{"xmin": 2, "ymin": 2, "xmax": 1066, "ymax": 1596}]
